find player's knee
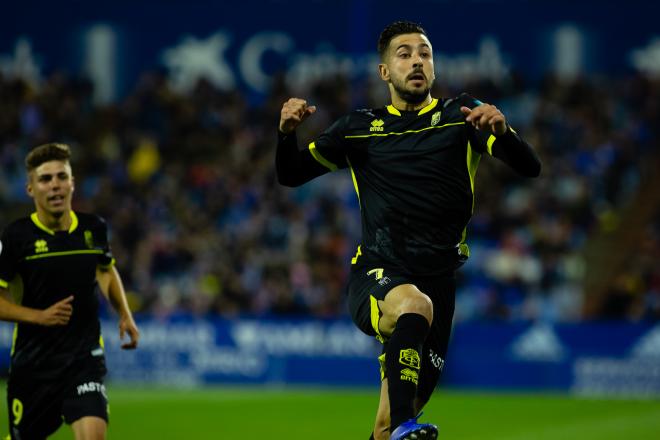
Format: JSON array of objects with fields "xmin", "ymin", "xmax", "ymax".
[{"xmin": 398, "ymin": 291, "xmax": 433, "ymax": 326}]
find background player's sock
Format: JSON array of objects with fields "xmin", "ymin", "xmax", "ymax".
[{"xmin": 386, "ymin": 312, "xmax": 430, "ymax": 430}]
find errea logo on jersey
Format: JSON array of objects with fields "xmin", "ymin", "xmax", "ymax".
[
  {"xmin": 34, "ymin": 239, "xmax": 48, "ymax": 253},
  {"xmin": 370, "ymin": 119, "xmax": 384, "ymax": 132}
]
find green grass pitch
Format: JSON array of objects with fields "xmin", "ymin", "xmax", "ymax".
[{"xmin": 2, "ymin": 386, "xmax": 659, "ymax": 439}]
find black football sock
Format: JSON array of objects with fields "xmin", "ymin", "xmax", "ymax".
[{"xmin": 386, "ymin": 313, "xmax": 430, "ymax": 431}]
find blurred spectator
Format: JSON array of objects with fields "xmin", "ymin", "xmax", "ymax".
[{"xmin": 0, "ymin": 69, "xmax": 657, "ymax": 322}]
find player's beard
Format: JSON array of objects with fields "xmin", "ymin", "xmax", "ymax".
[{"xmin": 391, "ymin": 76, "xmax": 432, "ymax": 105}]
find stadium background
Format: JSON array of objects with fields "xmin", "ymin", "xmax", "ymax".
[{"xmin": 0, "ymin": 0, "xmax": 659, "ymax": 437}]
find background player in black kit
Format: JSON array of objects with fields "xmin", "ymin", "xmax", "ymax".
[
  {"xmin": 0, "ymin": 143, "xmax": 139, "ymax": 439},
  {"xmin": 276, "ymin": 21, "xmax": 541, "ymax": 440}
]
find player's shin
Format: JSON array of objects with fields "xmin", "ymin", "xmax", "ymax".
[{"xmin": 385, "ymin": 313, "xmax": 430, "ymax": 430}]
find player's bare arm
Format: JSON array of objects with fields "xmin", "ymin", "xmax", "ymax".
[
  {"xmin": 460, "ymin": 103, "xmax": 507, "ymax": 135},
  {"xmin": 96, "ymin": 266, "xmax": 139, "ymax": 349},
  {"xmin": 279, "ymin": 98, "xmax": 317, "ymax": 133},
  {"xmin": 0, "ymin": 289, "xmax": 73, "ymax": 326}
]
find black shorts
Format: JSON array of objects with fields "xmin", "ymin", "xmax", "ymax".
[
  {"xmin": 347, "ymin": 264, "xmax": 456, "ymax": 404},
  {"xmin": 6, "ymin": 363, "xmax": 108, "ymax": 439}
]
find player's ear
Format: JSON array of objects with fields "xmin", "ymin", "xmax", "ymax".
[
  {"xmin": 378, "ymin": 63, "xmax": 390, "ymax": 81},
  {"xmin": 26, "ymin": 175, "xmax": 34, "ymax": 198},
  {"xmin": 71, "ymin": 175, "xmax": 75, "ymax": 193}
]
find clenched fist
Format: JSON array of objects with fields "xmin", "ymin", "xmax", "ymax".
[
  {"xmin": 460, "ymin": 103, "xmax": 508, "ymax": 136},
  {"xmin": 279, "ymin": 98, "xmax": 317, "ymax": 134}
]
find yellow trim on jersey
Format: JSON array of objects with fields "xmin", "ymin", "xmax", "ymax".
[
  {"xmin": 308, "ymin": 142, "xmax": 339, "ymax": 171},
  {"xmin": 30, "ymin": 211, "xmax": 79, "ymax": 235},
  {"xmin": 69, "ymin": 211, "xmax": 79, "ymax": 233},
  {"xmin": 417, "ymin": 98, "xmax": 439, "ymax": 115},
  {"xmin": 345, "ymin": 121, "xmax": 464, "ymax": 139},
  {"xmin": 346, "ymin": 156, "xmax": 361, "ymax": 207},
  {"xmin": 25, "ymin": 249, "xmax": 103, "ymax": 261},
  {"xmin": 386, "ymin": 98, "xmax": 438, "ymax": 117},
  {"xmin": 0, "ymin": 279, "xmax": 8, "ymax": 289},
  {"xmin": 460, "ymin": 226, "xmax": 469, "ymax": 249},
  {"xmin": 460, "ymin": 141, "xmax": 482, "ymax": 246},
  {"xmin": 458, "ymin": 241, "xmax": 471, "ymax": 259},
  {"xmin": 466, "ymin": 140, "xmax": 481, "ymax": 213},
  {"xmin": 486, "ymin": 134, "xmax": 496, "ymax": 155},
  {"xmin": 10, "ymin": 323, "xmax": 18, "ymax": 356},
  {"xmin": 378, "ymin": 353, "xmax": 387, "ymax": 381},
  {"xmin": 98, "ymin": 258, "xmax": 116, "ymax": 269},
  {"xmin": 351, "ymin": 245, "xmax": 362, "ymax": 265},
  {"xmin": 370, "ymin": 295, "xmax": 384, "ymax": 343},
  {"xmin": 486, "ymin": 126, "xmax": 517, "ymax": 155},
  {"xmin": 386, "ymin": 105, "xmax": 401, "ymax": 116},
  {"xmin": 31, "ymin": 212, "xmax": 55, "ymax": 235},
  {"xmin": 99, "ymin": 335, "xmax": 105, "ymax": 349}
]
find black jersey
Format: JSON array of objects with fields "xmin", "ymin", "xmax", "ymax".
[
  {"xmin": 277, "ymin": 94, "xmax": 541, "ymax": 276},
  {"xmin": 0, "ymin": 211, "xmax": 114, "ymax": 379}
]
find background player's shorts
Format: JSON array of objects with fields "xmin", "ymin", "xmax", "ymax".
[
  {"xmin": 6, "ymin": 363, "xmax": 108, "ymax": 439},
  {"xmin": 347, "ymin": 264, "xmax": 456, "ymax": 404}
]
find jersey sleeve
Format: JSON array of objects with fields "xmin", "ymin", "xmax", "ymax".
[
  {"xmin": 94, "ymin": 216, "xmax": 116, "ymax": 269},
  {"xmin": 459, "ymin": 93, "xmax": 491, "ymax": 154},
  {"xmin": 308, "ymin": 115, "xmax": 350, "ymax": 171},
  {"xmin": 461, "ymin": 93, "xmax": 541, "ymax": 177},
  {"xmin": 0, "ymin": 226, "xmax": 18, "ymax": 288},
  {"xmin": 276, "ymin": 115, "xmax": 350, "ymax": 187}
]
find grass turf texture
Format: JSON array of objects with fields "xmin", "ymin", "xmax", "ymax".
[{"xmin": 1, "ymin": 386, "xmax": 659, "ymax": 439}]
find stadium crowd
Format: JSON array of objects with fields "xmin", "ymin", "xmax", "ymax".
[{"xmin": 0, "ymin": 69, "xmax": 658, "ymax": 322}]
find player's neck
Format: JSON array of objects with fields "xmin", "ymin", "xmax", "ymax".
[
  {"xmin": 390, "ymin": 94, "xmax": 433, "ymax": 112},
  {"xmin": 36, "ymin": 208, "xmax": 72, "ymax": 232}
]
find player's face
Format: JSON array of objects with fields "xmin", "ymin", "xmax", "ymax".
[
  {"xmin": 27, "ymin": 160, "xmax": 75, "ymax": 217},
  {"xmin": 379, "ymin": 33, "xmax": 435, "ymax": 104}
]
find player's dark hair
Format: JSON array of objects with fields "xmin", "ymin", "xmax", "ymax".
[
  {"xmin": 25, "ymin": 143, "xmax": 72, "ymax": 172},
  {"xmin": 378, "ymin": 21, "xmax": 428, "ymax": 60}
]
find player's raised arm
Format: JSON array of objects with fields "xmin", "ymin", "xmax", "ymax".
[
  {"xmin": 460, "ymin": 103, "xmax": 507, "ymax": 135},
  {"xmin": 276, "ymin": 98, "xmax": 335, "ymax": 187},
  {"xmin": 461, "ymin": 102, "xmax": 541, "ymax": 177},
  {"xmin": 96, "ymin": 266, "xmax": 139, "ymax": 349},
  {"xmin": 279, "ymin": 98, "xmax": 316, "ymax": 134}
]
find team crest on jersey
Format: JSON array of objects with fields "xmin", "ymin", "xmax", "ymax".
[
  {"xmin": 370, "ymin": 119, "xmax": 384, "ymax": 132},
  {"xmin": 84, "ymin": 230, "xmax": 94, "ymax": 249},
  {"xmin": 34, "ymin": 239, "xmax": 48, "ymax": 253},
  {"xmin": 431, "ymin": 111, "xmax": 442, "ymax": 126}
]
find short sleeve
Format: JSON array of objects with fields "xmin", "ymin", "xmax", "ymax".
[{"xmin": 94, "ymin": 216, "xmax": 115, "ymax": 269}]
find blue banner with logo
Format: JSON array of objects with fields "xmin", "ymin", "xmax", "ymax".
[
  {"xmin": 99, "ymin": 318, "xmax": 381, "ymax": 386},
  {"xmin": 444, "ymin": 322, "xmax": 660, "ymax": 396},
  {"xmin": 1, "ymin": 0, "xmax": 658, "ymax": 102},
  {"xmin": 1, "ymin": 319, "xmax": 659, "ymax": 396}
]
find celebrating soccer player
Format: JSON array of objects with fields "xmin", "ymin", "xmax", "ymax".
[
  {"xmin": 0, "ymin": 143, "xmax": 140, "ymax": 440},
  {"xmin": 276, "ymin": 21, "xmax": 541, "ymax": 440}
]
